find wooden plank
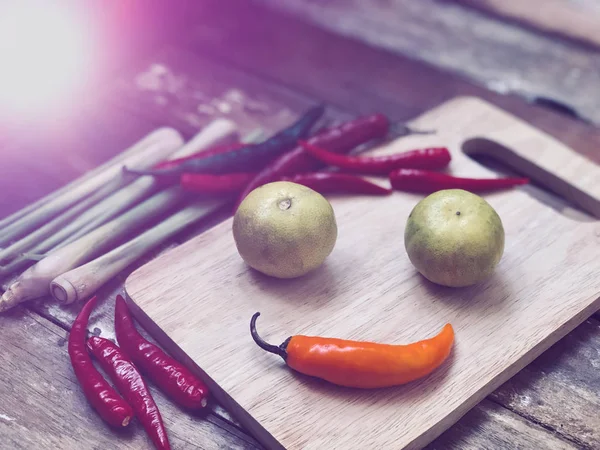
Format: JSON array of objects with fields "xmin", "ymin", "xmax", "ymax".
[
  {"xmin": 255, "ymin": 0, "xmax": 600, "ymax": 125},
  {"xmin": 426, "ymin": 399, "xmax": 578, "ymax": 450},
  {"xmin": 124, "ymin": 96, "xmax": 600, "ymax": 450},
  {"xmin": 0, "ymin": 307, "xmax": 260, "ymax": 449},
  {"xmin": 188, "ymin": 0, "xmax": 600, "ymax": 162},
  {"xmin": 109, "ymin": 48, "xmax": 350, "ymax": 138},
  {"xmin": 490, "ymin": 317, "xmax": 600, "ymax": 449},
  {"xmin": 456, "ymin": 0, "xmax": 600, "ymax": 50}
]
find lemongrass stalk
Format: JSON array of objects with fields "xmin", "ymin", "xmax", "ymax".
[
  {"xmin": 4, "ymin": 118, "xmax": 238, "ymax": 262},
  {"xmin": 0, "ymin": 128, "xmax": 184, "ymax": 246},
  {"xmin": 49, "ymin": 199, "xmax": 224, "ymax": 305},
  {"xmin": 0, "ymin": 119, "xmax": 237, "ymax": 285},
  {"xmin": 20, "ymin": 253, "xmax": 45, "ymax": 261},
  {"xmin": 49, "ymin": 118, "xmax": 238, "ymax": 250},
  {"xmin": 0, "ymin": 120, "xmax": 238, "ymax": 310},
  {"xmin": 41, "ymin": 177, "xmax": 160, "ymax": 252},
  {"xmin": 0, "ymin": 182, "xmax": 121, "ymax": 264},
  {"xmin": 0, "ymin": 194, "xmax": 52, "ymax": 230},
  {"xmin": 0, "ymin": 127, "xmax": 172, "ymax": 230},
  {"xmin": 7, "ymin": 118, "xmax": 237, "ymax": 260},
  {"xmin": 0, "ymin": 186, "xmax": 187, "ymax": 313},
  {"xmin": 0, "ymin": 255, "xmax": 37, "ymax": 278},
  {"xmin": 241, "ymin": 128, "xmax": 266, "ymax": 144}
]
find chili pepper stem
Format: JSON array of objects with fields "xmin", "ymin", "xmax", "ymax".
[{"xmin": 250, "ymin": 312, "xmax": 290, "ymax": 361}]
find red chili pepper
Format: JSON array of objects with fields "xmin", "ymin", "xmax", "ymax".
[
  {"xmin": 299, "ymin": 140, "xmax": 451, "ymax": 174},
  {"xmin": 280, "ymin": 172, "xmax": 392, "ymax": 196},
  {"xmin": 87, "ymin": 336, "xmax": 171, "ymax": 450},
  {"xmin": 389, "ymin": 168, "xmax": 529, "ymax": 193},
  {"xmin": 154, "ymin": 142, "xmax": 245, "ymax": 170},
  {"xmin": 235, "ymin": 113, "xmax": 391, "ymax": 210},
  {"xmin": 114, "ymin": 295, "xmax": 209, "ymax": 411},
  {"xmin": 68, "ymin": 296, "xmax": 133, "ymax": 428},
  {"xmin": 126, "ymin": 104, "xmax": 325, "ymax": 178},
  {"xmin": 180, "ymin": 172, "xmax": 256, "ymax": 194}
]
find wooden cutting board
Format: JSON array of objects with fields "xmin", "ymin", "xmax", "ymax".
[
  {"xmin": 458, "ymin": 0, "xmax": 600, "ymax": 50},
  {"xmin": 124, "ymin": 96, "xmax": 600, "ymax": 450}
]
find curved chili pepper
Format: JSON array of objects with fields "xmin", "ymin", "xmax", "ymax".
[
  {"xmin": 180, "ymin": 172, "xmax": 256, "ymax": 194},
  {"xmin": 87, "ymin": 336, "xmax": 171, "ymax": 450},
  {"xmin": 279, "ymin": 172, "xmax": 392, "ymax": 196},
  {"xmin": 275, "ymin": 113, "xmax": 391, "ymax": 175},
  {"xmin": 235, "ymin": 113, "xmax": 391, "ymax": 210},
  {"xmin": 299, "ymin": 140, "xmax": 451, "ymax": 174},
  {"xmin": 114, "ymin": 295, "xmax": 209, "ymax": 411},
  {"xmin": 250, "ymin": 312, "xmax": 454, "ymax": 389},
  {"xmin": 125, "ymin": 104, "xmax": 325, "ymax": 178},
  {"xmin": 389, "ymin": 168, "xmax": 529, "ymax": 193},
  {"xmin": 68, "ymin": 296, "xmax": 133, "ymax": 427},
  {"xmin": 154, "ymin": 142, "xmax": 245, "ymax": 170}
]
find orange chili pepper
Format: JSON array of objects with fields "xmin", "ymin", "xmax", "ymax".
[{"xmin": 250, "ymin": 312, "xmax": 454, "ymax": 389}]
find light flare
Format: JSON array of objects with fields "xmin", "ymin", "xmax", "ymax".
[{"xmin": 0, "ymin": 2, "xmax": 94, "ymax": 118}]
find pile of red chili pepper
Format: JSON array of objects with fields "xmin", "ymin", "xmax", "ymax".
[
  {"xmin": 68, "ymin": 295, "xmax": 209, "ymax": 449},
  {"xmin": 137, "ymin": 104, "xmax": 529, "ymax": 207}
]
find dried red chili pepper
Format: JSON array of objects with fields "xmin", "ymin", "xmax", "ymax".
[
  {"xmin": 154, "ymin": 142, "xmax": 245, "ymax": 170},
  {"xmin": 87, "ymin": 336, "xmax": 171, "ymax": 450},
  {"xmin": 68, "ymin": 296, "xmax": 133, "ymax": 428},
  {"xmin": 250, "ymin": 312, "xmax": 454, "ymax": 389},
  {"xmin": 235, "ymin": 113, "xmax": 391, "ymax": 210},
  {"xmin": 300, "ymin": 140, "xmax": 451, "ymax": 174},
  {"xmin": 389, "ymin": 168, "xmax": 529, "ymax": 193},
  {"xmin": 180, "ymin": 172, "xmax": 256, "ymax": 194},
  {"xmin": 279, "ymin": 172, "xmax": 392, "ymax": 196},
  {"xmin": 126, "ymin": 104, "xmax": 325, "ymax": 177},
  {"xmin": 114, "ymin": 295, "xmax": 209, "ymax": 411}
]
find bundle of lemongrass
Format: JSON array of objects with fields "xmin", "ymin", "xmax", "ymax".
[{"xmin": 0, "ymin": 118, "xmax": 239, "ymax": 313}]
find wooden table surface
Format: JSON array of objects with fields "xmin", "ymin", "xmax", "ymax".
[{"xmin": 2, "ymin": 1, "xmax": 599, "ymax": 449}]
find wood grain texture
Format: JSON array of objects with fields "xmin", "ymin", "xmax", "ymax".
[
  {"xmin": 125, "ymin": 97, "xmax": 600, "ymax": 449},
  {"xmin": 456, "ymin": 0, "xmax": 600, "ymax": 49},
  {"xmin": 110, "ymin": 48, "xmax": 349, "ymax": 141},
  {"xmin": 189, "ymin": 0, "xmax": 600, "ymax": 163},
  {"xmin": 258, "ymin": 0, "xmax": 600, "ymax": 125},
  {"xmin": 0, "ymin": 307, "xmax": 260, "ymax": 449},
  {"xmin": 425, "ymin": 399, "xmax": 578, "ymax": 450},
  {"xmin": 489, "ymin": 317, "xmax": 600, "ymax": 449}
]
